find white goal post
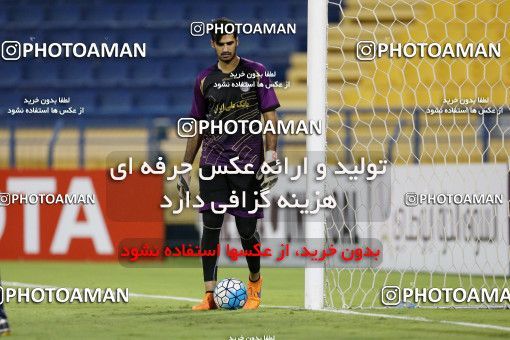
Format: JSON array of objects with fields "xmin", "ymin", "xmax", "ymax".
[
  {"xmin": 305, "ymin": 0, "xmax": 510, "ymax": 310},
  {"xmin": 305, "ymin": 0, "xmax": 328, "ymax": 310}
]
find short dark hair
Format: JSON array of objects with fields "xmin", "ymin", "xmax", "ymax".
[{"xmin": 210, "ymin": 17, "xmax": 238, "ymax": 44}]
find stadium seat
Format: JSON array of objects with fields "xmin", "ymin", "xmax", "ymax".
[
  {"xmin": 264, "ymin": 35, "xmax": 298, "ymax": 54},
  {"xmin": 238, "ymin": 35, "xmax": 262, "ymax": 54},
  {"xmin": 25, "ymin": 61, "xmax": 60, "ymax": 85},
  {"xmin": 0, "ymin": 9, "xmax": 7, "ymax": 25},
  {"xmin": 46, "ymin": 4, "xmax": 82, "ymax": 25},
  {"xmin": 187, "ymin": 3, "xmax": 222, "ymax": 21},
  {"xmin": 95, "ymin": 61, "xmax": 129, "ymax": 85},
  {"xmin": 68, "ymin": 89, "xmax": 98, "ymax": 114},
  {"xmin": 151, "ymin": 3, "xmax": 187, "ymax": 24},
  {"xmin": 46, "ymin": 30, "xmax": 82, "ymax": 43},
  {"xmin": 0, "ymin": 92, "xmax": 22, "ymax": 115},
  {"xmin": 129, "ymin": 59, "xmax": 165, "ymax": 85},
  {"xmin": 82, "ymin": 5, "xmax": 118, "ymax": 24},
  {"xmin": 0, "ymin": 28, "xmax": 39, "ymax": 45},
  {"xmin": 259, "ymin": 2, "xmax": 292, "ymax": 21},
  {"xmin": 0, "ymin": 63, "xmax": 22, "ymax": 86},
  {"xmin": 293, "ymin": 2, "xmax": 308, "ymax": 23},
  {"xmin": 118, "ymin": 3, "xmax": 152, "ymax": 23},
  {"xmin": 222, "ymin": 3, "xmax": 259, "ymax": 22},
  {"xmin": 99, "ymin": 90, "xmax": 133, "ymax": 115},
  {"xmin": 118, "ymin": 29, "xmax": 154, "ymax": 45},
  {"xmin": 190, "ymin": 36, "xmax": 215, "ymax": 55},
  {"xmin": 169, "ymin": 87, "xmax": 193, "ymax": 116},
  {"xmin": 9, "ymin": 5, "xmax": 45, "ymax": 26},
  {"xmin": 165, "ymin": 59, "xmax": 199, "ymax": 86},
  {"xmin": 82, "ymin": 30, "xmax": 118, "ymax": 45},
  {"xmin": 53, "ymin": 129, "xmax": 80, "ymax": 169},
  {"xmin": 134, "ymin": 89, "xmax": 170, "ymax": 115},
  {"xmin": 155, "ymin": 30, "xmax": 190, "ymax": 54},
  {"xmin": 60, "ymin": 61, "xmax": 95, "ymax": 85}
]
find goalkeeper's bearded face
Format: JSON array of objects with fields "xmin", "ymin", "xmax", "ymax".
[{"xmin": 211, "ymin": 34, "xmax": 238, "ymax": 63}]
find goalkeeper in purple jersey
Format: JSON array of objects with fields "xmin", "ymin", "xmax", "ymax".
[{"xmin": 177, "ymin": 18, "xmax": 280, "ymax": 310}]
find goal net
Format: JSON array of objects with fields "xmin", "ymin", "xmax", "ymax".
[{"xmin": 311, "ymin": 0, "xmax": 510, "ymax": 309}]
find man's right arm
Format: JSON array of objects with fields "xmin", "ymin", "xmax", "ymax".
[
  {"xmin": 177, "ymin": 125, "xmax": 201, "ymax": 199},
  {"xmin": 182, "ymin": 122, "xmax": 203, "ymax": 165},
  {"xmin": 183, "ymin": 76, "xmax": 206, "ymax": 164},
  {"xmin": 183, "ymin": 76, "xmax": 206, "ymax": 165},
  {"xmin": 178, "ymin": 75, "xmax": 206, "ymax": 198}
]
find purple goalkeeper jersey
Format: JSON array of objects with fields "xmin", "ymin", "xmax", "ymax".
[{"xmin": 189, "ymin": 57, "xmax": 280, "ymax": 170}]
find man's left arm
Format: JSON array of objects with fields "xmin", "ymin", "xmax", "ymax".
[
  {"xmin": 262, "ymin": 110, "xmax": 278, "ymax": 158},
  {"xmin": 255, "ymin": 63, "xmax": 280, "ymax": 190},
  {"xmin": 256, "ymin": 110, "xmax": 279, "ymax": 191}
]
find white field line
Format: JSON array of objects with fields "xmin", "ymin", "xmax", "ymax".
[{"xmin": 4, "ymin": 281, "xmax": 510, "ymax": 333}]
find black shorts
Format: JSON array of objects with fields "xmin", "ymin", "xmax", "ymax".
[{"xmin": 198, "ymin": 165, "xmax": 263, "ymax": 216}]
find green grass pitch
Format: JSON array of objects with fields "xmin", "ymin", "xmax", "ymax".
[{"xmin": 1, "ymin": 261, "xmax": 509, "ymax": 339}]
